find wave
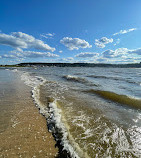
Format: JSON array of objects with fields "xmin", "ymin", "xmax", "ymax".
[
  {"xmin": 84, "ymin": 89, "xmax": 141, "ymax": 109},
  {"xmin": 63, "ymin": 75, "xmax": 99, "ymax": 88},
  {"xmin": 63, "ymin": 75, "xmax": 87, "ymax": 83},
  {"xmin": 12, "ymin": 69, "xmax": 18, "ymax": 72},
  {"xmin": 87, "ymin": 75, "xmax": 113, "ymax": 80},
  {"xmin": 47, "ymin": 99, "xmax": 87, "ymax": 158},
  {"xmin": 87, "ymin": 75, "xmax": 139, "ymax": 85},
  {"xmin": 15, "ymin": 70, "xmax": 81, "ymax": 158}
]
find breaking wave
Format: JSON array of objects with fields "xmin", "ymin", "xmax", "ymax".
[
  {"xmin": 84, "ymin": 89, "xmax": 141, "ymax": 109},
  {"xmin": 87, "ymin": 75, "xmax": 139, "ymax": 85},
  {"xmin": 63, "ymin": 75, "xmax": 98, "ymax": 87},
  {"xmin": 11, "ymin": 67, "xmax": 141, "ymax": 157},
  {"xmin": 17, "ymin": 71, "xmax": 82, "ymax": 158},
  {"xmin": 63, "ymin": 75, "xmax": 87, "ymax": 83}
]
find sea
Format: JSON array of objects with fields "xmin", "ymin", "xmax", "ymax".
[{"xmin": 4, "ymin": 67, "xmax": 141, "ymax": 158}]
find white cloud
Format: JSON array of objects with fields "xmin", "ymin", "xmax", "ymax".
[
  {"xmin": 0, "ymin": 33, "xmax": 27, "ymax": 48},
  {"xmin": 102, "ymin": 48, "xmax": 129, "ymax": 58},
  {"xmin": 114, "ymin": 38, "xmax": 120, "ymax": 46},
  {"xmin": 21, "ymin": 51, "xmax": 59, "ymax": 58},
  {"xmin": 95, "ymin": 37, "xmax": 113, "ymax": 48},
  {"xmin": 2, "ymin": 54, "xmax": 17, "ymax": 59},
  {"xmin": 59, "ymin": 50, "xmax": 63, "ymax": 53},
  {"xmin": 75, "ymin": 52, "xmax": 99, "ymax": 58},
  {"xmin": 102, "ymin": 50, "xmax": 115, "ymax": 58},
  {"xmin": 0, "ymin": 32, "xmax": 55, "ymax": 52},
  {"xmin": 46, "ymin": 33, "xmax": 55, "ymax": 37},
  {"xmin": 60, "ymin": 37, "xmax": 92, "ymax": 50},
  {"xmin": 40, "ymin": 33, "xmax": 55, "ymax": 39},
  {"xmin": 108, "ymin": 57, "xmax": 141, "ymax": 63},
  {"xmin": 128, "ymin": 48, "xmax": 141, "ymax": 55},
  {"xmin": 67, "ymin": 57, "xmax": 73, "ymax": 60},
  {"xmin": 57, "ymin": 57, "xmax": 74, "ymax": 63},
  {"xmin": 102, "ymin": 47, "xmax": 141, "ymax": 59},
  {"xmin": 78, "ymin": 47, "xmax": 141, "ymax": 64},
  {"xmin": 96, "ymin": 58, "xmax": 108, "ymax": 63},
  {"xmin": 1, "ymin": 51, "xmax": 59, "ymax": 60},
  {"xmin": 113, "ymin": 28, "xmax": 137, "ymax": 36}
]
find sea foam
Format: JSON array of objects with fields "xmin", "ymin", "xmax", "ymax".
[{"xmin": 14, "ymin": 70, "xmax": 81, "ymax": 158}]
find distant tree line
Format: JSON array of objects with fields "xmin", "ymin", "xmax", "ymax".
[{"xmin": 15, "ymin": 62, "xmax": 141, "ymax": 68}]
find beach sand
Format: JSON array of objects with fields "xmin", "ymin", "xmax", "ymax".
[{"xmin": 0, "ymin": 69, "xmax": 58, "ymax": 158}]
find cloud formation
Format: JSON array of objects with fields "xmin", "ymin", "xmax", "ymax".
[
  {"xmin": 102, "ymin": 48, "xmax": 129, "ymax": 58},
  {"xmin": 21, "ymin": 51, "xmax": 59, "ymax": 58},
  {"xmin": 57, "ymin": 57, "xmax": 74, "ymax": 63},
  {"xmin": 113, "ymin": 28, "xmax": 137, "ymax": 36},
  {"xmin": 102, "ymin": 47, "xmax": 141, "ymax": 59},
  {"xmin": 1, "ymin": 50, "xmax": 59, "ymax": 60},
  {"xmin": 0, "ymin": 32, "xmax": 55, "ymax": 52},
  {"xmin": 114, "ymin": 38, "xmax": 120, "ymax": 46},
  {"xmin": 128, "ymin": 48, "xmax": 141, "ymax": 55},
  {"xmin": 40, "ymin": 33, "xmax": 55, "ymax": 39},
  {"xmin": 60, "ymin": 37, "xmax": 92, "ymax": 50},
  {"xmin": 2, "ymin": 54, "xmax": 17, "ymax": 59},
  {"xmin": 95, "ymin": 37, "xmax": 113, "ymax": 48},
  {"xmin": 59, "ymin": 50, "xmax": 63, "ymax": 53},
  {"xmin": 75, "ymin": 52, "xmax": 98, "ymax": 58}
]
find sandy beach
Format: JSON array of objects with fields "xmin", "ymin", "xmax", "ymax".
[{"xmin": 0, "ymin": 69, "xmax": 58, "ymax": 158}]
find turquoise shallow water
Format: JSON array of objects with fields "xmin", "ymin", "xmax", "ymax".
[{"xmin": 5, "ymin": 67, "xmax": 141, "ymax": 157}]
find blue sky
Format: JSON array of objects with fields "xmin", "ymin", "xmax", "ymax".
[{"xmin": 0, "ymin": 0, "xmax": 141, "ymax": 64}]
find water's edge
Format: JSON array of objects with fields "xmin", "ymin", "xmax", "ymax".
[
  {"xmin": 10, "ymin": 67, "xmax": 141, "ymax": 158},
  {"xmin": 31, "ymin": 90, "xmax": 72, "ymax": 158},
  {"xmin": 18, "ymin": 70, "xmax": 80, "ymax": 158}
]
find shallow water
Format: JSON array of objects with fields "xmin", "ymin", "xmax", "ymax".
[
  {"xmin": 9, "ymin": 67, "xmax": 141, "ymax": 157},
  {"xmin": 0, "ymin": 69, "xmax": 21, "ymax": 132},
  {"xmin": 0, "ymin": 68, "xmax": 58, "ymax": 157}
]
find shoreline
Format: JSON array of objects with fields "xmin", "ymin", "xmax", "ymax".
[{"xmin": 0, "ymin": 69, "xmax": 58, "ymax": 157}]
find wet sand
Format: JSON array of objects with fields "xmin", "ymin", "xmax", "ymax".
[{"xmin": 0, "ymin": 69, "xmax": 58, "ymax": 158}]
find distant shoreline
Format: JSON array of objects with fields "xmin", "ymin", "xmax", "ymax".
[{"xmin": 0, "ymin": 62, "xmax": 141, "ymax": 68}]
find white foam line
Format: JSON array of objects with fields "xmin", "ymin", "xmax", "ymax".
[
  {"xmin": 48, "ymin": 100, "xmax": 80, "ymax": 158},
  {"xmin": 14, "ymin": 70, "xmax": 82, "ymax": 158}
]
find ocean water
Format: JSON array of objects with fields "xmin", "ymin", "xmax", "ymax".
[{"xmin": 11, "ymin": 67, "xmax": 141, "ymax": 157}]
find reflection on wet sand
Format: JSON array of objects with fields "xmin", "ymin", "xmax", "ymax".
[{"xmin": 0, "ymin": 69, "xmax": 58, "ymax": 158}]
